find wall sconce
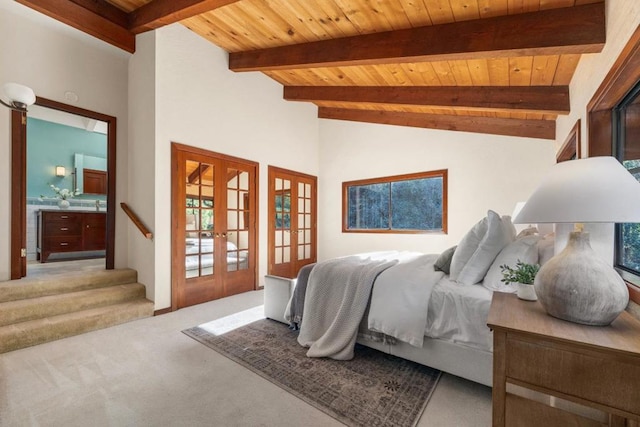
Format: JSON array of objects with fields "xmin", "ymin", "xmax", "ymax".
[
  {"xmin": 0, "ymin": 82, "xmax": 36, "ymax": 112},
  {"xmin": 55, "ymin": 166, "xmax": 66, "ymax": 177}
]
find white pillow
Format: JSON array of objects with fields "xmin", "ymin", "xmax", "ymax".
[
  {"xmin": 502, "ymin": 215, "xmax": 517, "ymax": 242},
  {"xmin": 516, "ymin": 226, "xmax": 538, "ymax": 239},
  {"xmin": 538, "ymin": 233, "xmax": 555, "ymax": 265},
  {"xmin": 456, "ymin": 211, "xmax": 513, "ymax": 285},
  {"xmin": 449, "ymin": 215, "xmax": 489, "ymax": 281},
  {"xmin": 483, "ymin": 235, "xmax": 541, "ymax": 293}
]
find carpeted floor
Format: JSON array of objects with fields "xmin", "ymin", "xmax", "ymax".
[{"xmin": 184, "ymin": 317, "xmax": 441, "ymax": 427}]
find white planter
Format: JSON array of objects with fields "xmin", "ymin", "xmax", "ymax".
[{"xmin": 517, "ymin": 283, "xmax": 537, "ymax": 301}]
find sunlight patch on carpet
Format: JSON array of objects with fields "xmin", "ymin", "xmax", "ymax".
[{"xmin": 198, "ymin": 305, "xmax": 265, "ymax": 336}]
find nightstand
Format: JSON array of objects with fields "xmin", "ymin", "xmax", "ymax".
[{"xmin": 487, "ymin": 292, "xmax": 640, "ymax": 427}]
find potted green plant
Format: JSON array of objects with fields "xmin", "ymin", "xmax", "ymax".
[{"xmin": 500, "ymin": 260, "xmax": 540, "ymax": 301}]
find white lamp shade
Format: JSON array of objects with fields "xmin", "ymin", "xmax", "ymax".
[
  {"xmin": 55, "ymin": 166, "xmax": 66, "ymax": 177},
  {"xmin": 514, "ymin": 157, "xmax": 640, "ymax": 224},
  {"xmin": 3, "ymin": 82, "xmax": 36, "ymax": 107}
]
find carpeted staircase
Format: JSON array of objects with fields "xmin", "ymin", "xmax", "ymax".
[{"xmin": 0, "ymin": 269, "xmax": 154, "ymax": 353}]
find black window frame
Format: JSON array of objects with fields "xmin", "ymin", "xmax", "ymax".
[{"xmin": 613, "ymin": 81, "xmax": 640, "ymax": 285}]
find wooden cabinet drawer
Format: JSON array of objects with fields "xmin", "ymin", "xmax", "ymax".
[
  {"xmin": 43, "ymin": 220, "xmax": 82, "ymax": 236},
  {"xmin": 42, "ymin": 212, "xmax": 82, "ymax": 222},
  {"xmin": 506, "ymin": 335, "xmax": 640, "ymax": 416},
  {"xmin": 43, "ymin": 236, "xmax": 83, "ymax": 252}
]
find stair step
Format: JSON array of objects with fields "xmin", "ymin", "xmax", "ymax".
[
  {"xmin": 0, "ymin": 299, "xmax": 154, "ymax": 354},
  {"xmin": 0, "ymin": 268, "xmax": 137, "ymax": 303},
  {"xmin": 0, "ymin": 283, "xmax": 147, "ymax": 327}
]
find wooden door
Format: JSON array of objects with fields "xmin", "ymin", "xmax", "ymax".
[
  {"xmin": 268, "ymin": 166, "xmax": 317, "ymax": 279},
  {"xmin": 172, "ymin": 143, "xmax": 257, "ymax": 309}
]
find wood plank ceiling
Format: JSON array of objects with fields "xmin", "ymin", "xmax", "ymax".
[{"xmin": 17, "ymin": 0, "xmax": 606, "ymax": 139}]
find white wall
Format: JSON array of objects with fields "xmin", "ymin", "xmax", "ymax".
[
  {"xmin": 127, "ymin": 32, "xmax": 157, "ymax": 300},
  {"xmin": 318, "ymin": 121, "xmax": 556, "ymax": 260},
  {"xmin": 152, "ymin": 24, "xmax": 319, "ymax": 309},
  {"xmin": 0, "ymin": 2, "xmax": 130, "ymax": 281}
]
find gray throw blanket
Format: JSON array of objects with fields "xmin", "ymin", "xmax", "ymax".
[
  {"xmin": 286, "ymin": 263, "xmax": 316, "ymax": 329},
  {"xmin": 297, "ymin": 255, "xmax": 398, "ymax": 360}
]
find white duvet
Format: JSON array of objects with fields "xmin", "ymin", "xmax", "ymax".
[
  {"xmin": 367, "ymin": 253, "xmax": 494, "ymax": 352},
  {"xmin": 367, "ymin": 253, "xmax": 443, "ymax": 347}
]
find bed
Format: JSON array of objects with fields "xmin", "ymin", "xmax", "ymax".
[
  {"xmin": 264, "ymin": 210, "xmax": 554, "ymax": 387},
  {"xmin": 185, "ymin": 237, "xmax": 248, "ymax": 277}
]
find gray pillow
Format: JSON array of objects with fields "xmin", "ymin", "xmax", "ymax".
[{"xmin": 434, "ymin": 246, "xmax": 457, "ymax": 274}]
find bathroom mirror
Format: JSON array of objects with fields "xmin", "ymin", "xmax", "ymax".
[{"xmin": 74, "ymin": 153, "xmax": 107, "ymax": 194}]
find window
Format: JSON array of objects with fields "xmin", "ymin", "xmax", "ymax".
[
  {"xmin": 613, "ymin": 82, "xmax": 640, "ymax": 279},
  {"xmin": 342, "ymin": 170, "xmax": 447, "ymax": 233}
]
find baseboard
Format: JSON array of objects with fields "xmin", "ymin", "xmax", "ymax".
[{"xmin": 154, "ymin": 307, "xmax": 172, "ymax": 316}]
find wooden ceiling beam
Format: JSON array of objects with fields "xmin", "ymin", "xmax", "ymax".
[
  {"xmin": 128, "ymin": 0, "xmax": 241, "ymax": 34},
  {"xmin": 230, "ymin": 3, "xmax": 605, "ymax": 72},
  {"xmin": 318, "ymin": 108, "xmax": 556, "ymax": 140},
  {"xmin": 285, "ymin": 85, "xmax": 570, "ymax": 115},
  {"xmin": 69, "ymin": 0, "xmax": 129, "ymax": 28},
  {"xmin": 15, "ymin": 0, "xmax": 135, "ymax": 53}
]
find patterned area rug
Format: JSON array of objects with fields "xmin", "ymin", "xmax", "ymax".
[{"xmin": 183, "ymin": 318, "xmax": 441, "ymax": 427}]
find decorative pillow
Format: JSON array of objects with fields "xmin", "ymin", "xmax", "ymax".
[
  {"xmin": 516, "ymin": 226, "xmax": 539, "ymax": 239},
  {"xmin": 456, "ymin": 211, "xmax": 514, "ymax": 285},
  {"xmin": 537, "ymin": 233, "xmax": 555, "ymax": 266},
  {"xmin": 434, "ymin": 246, "xmax": 457, "ymax": 274},
  {"xmin": 450, "ymin": 210, "xmax": 513, "ymax": 284},
  {"xmin": 502, "ymin": 215, "xmax": 517, "ymax": 242},
  {"xmin": 483, "ymin": 235, "xmax": 541, "ymax": 293},
  {"xmin": 449, "ymin": 215, "xmax": 489, "ymax": 281}
]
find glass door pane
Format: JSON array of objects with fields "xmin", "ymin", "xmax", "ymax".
[
  {"xmin": 274, "ymin": 178, "xmax": 292, "ymax": 266},
  {"xmin": 184, "ymin": 160, "xmax": 215, "ymax": 279},
  {"xmin": 297, "ymin": 181, "xmax": 313, "ymax": 261},
  {"xmin": 226, "ymin": 168, "xmax": 250, "ymax": 272}
]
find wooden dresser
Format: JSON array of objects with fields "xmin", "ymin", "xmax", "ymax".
[
  {"xmin": 488, "ymin": 292, "xmax": 640, "ymax": 427},
  {"xmin": 37, "ymin": 210, "xmax": 106, "ymax": 263}
]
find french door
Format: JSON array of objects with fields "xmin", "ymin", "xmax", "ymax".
[
  {"xmin": 172, "ymin": 143, "xmax": 257, "ymax": 309},
  {"xmin": 268, "ymin": 166, "xmax": 317, "ymax": 279}
]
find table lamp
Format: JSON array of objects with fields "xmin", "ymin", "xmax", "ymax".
[{"xmin": 514, "ymin": 156, "xmax": 640, "ymax": 325}]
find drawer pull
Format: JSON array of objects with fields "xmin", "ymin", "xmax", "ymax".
[
  {"xmin": 60, "ymin": 242, "xmax": 69, "ymax": 246},
  {"xmin": 60, "ymin": 216, "xmax": 69, "ymax": 219},
  {"xmin": 60, "ymin": 227, "xmax": 69, "ymax": 231}
]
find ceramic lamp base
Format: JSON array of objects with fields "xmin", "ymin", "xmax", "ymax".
[{"xmin": 534, "ymin": 231, "xmax": 629, "ymax": 326}]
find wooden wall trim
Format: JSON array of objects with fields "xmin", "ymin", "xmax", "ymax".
[
  {"xmin": 588, "ymin": 25, "xmax": 640, "ymax": 297},
  {"xmin": 10, "ymin": 111, "xmax": 27, "ymax": 279},
  {"xmin": 557, "ymin": 119, "xmax": 581, "ymax": 162},
  {"xmin": 629, "ymin": 283, "xmax": 640, "ymax": 305},
  {"xmin": 171, "ymin": 142, "xmax": 259, "ymax": 168},
  {"xmin": 32, "ymin": 97, "xmax": 117, "ymax": 270},
  {"xmin": 588, "ymin": 24, "xmax": 640, "ymax": 113}
]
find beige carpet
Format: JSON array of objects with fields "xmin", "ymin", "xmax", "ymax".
[
  {"xmin": 184, "ymin": 318, "xmax": 441, "ymax": 427},
  {"xmin": 0, "ymin": 290, "xmax": 492, "ymax": 426}
]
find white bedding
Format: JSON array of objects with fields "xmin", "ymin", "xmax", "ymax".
[
  {"xmin": 367, "ymin": 253, "xmax": 444, "ymax": 347},
  {"xmin": 425, "ymin": 276, "xmax": 494, "ymax": 352},
  {"xmin": 365, "ymin": 253, "xmax": 493, "ymax": 353}
]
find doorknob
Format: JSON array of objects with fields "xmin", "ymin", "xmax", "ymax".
[{"xmin": 221, "ymin": 232, "xmax": 227, "ymax": 238}]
